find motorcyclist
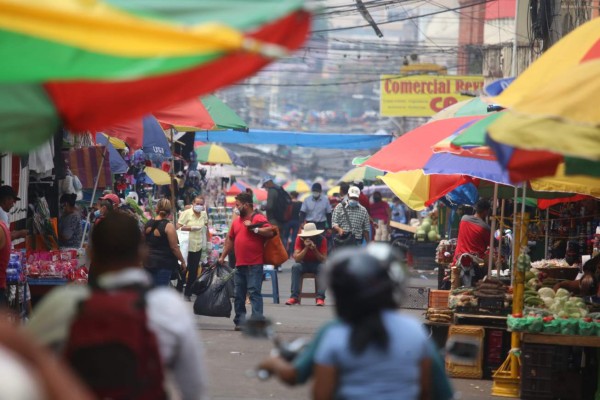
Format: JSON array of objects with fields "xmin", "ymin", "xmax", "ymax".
[{"xmin": 258, "ymin": 243, "xmax": 453, "ymax": 400}]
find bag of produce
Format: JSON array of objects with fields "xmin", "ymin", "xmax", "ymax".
[
  {"xmin": 543, "ymin": 317, "xmax": 561, "ymax": 334},
  {"xmin": 578, "ymin": 318, "xmax": 596, "ymax": 336},
  {"xmin": 507, "ymin": 315, "xmax": 527, "ymax": 332},
  {"xmin": 527, "ymin": 316, "xmax": 544, "ymax": 333},
  {"xmin": 559, "ymin": 318, "xmax": 578, "ymax": 335}
]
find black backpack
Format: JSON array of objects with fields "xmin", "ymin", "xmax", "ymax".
[{"xmin": 273, "ymin": 186, "xmax": 292, "ymax": 223}]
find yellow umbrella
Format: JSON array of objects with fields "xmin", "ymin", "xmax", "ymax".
[
  {"xmin": 283, "ymin": 179, "xmax": 311, "ymax": 193},
  {"xmin": 144, "ymin": 166, "xmax": 171, "ymax": 185},
  {"xmin": 99, "ymin": 133, "xmax": 127, "ymax": 150},
  {"xmin": 339, "ymin": 166, "xmax": 384, "ymax": 183},
  {"xmin": 381, "ymin": 171, "xmax": 469, "ymax": 211},
  {"xmin": 327, "ymin": 185, "xmax": 341, "ymax": 197},
  {"xmin": 492, "ymin": 17, "xmax": 600, "ymax": 109}
]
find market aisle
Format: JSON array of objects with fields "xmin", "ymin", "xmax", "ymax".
[{"xmin": 192, "ymin": 260, "xmax": 498, "ymax": 399}]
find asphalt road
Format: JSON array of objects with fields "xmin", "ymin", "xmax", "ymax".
[{"xmin": 191, "ymin": 261, "xmax": 498, "ymax": 400}]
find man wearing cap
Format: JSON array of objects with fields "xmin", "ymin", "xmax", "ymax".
[
  {"xmin": 285, "ymin": 223, "xmax": 328, "ymax": 306},
  {"xmin": 332, "ymin": 186, "xmax": 370, "ymax": 245},
  {"xmin": 93, "ymin": 193, "xmax": 120, "ymax": 225},
  {"xmin": 0, "ymin": 185, "xmax": 27, "ymax": 241},
  {"xmin": 299, "ymin": 183, "xmax": 332, "ymax": 232}
]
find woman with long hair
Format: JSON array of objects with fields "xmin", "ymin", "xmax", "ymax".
[
  {"xmin": 144, "ymin": 199, "xmax": 187, "ymax": 286},
  {"xmin": 313, "ymin": 243, "xmax": 432, "ymax": 400}
]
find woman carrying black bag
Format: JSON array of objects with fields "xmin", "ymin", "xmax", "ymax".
[{"xmin": 144, "ymin": 199, "xmax": 187, "ymax": 286}]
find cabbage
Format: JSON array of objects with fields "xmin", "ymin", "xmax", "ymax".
[
  {"xmin": 542, "ymin": 297, "xmax": 554, "ymax": 308},
  {"xmin": 427, "ymin": 230, "xmax": 440, "ymax": 242},
  {"xmin": 555, "ymin": 288, "xmax": 570, "ymax": 298},
  {"xmin": 568, "ymin": 297, "xmax": 585, "ymax": 306},
  {"xmin": 538, "ymin": 287, "xmax": 555, "ymax": 298},
  {"xmin": 420, "ymin": 221, "xmax": 431, "ymax": 233}
]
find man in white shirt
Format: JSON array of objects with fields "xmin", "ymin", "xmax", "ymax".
[
  {"xmin": 27, "ymin": 212, "xmax": 207, "ymax": 400},
  {"xmin": 0, "ymin": 186, "xmax": 27, "ymax": 240}
]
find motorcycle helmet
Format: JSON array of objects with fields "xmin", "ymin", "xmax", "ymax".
[{"xmin": 325, "ymin": 243, "xmax": 407, "ymax": 318}]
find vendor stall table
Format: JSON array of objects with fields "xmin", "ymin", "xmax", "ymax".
[
  {"xmin": 521, "ymin": 333, "xmax": 600, "ymax": 348},
  {"xmin": 28, "ymin": 278, "xmax": 68, "ymax": 306}
]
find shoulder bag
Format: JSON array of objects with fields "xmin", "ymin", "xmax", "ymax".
[{"xmin": 333, "ymin": 205, "xmax": 357, "ymax": 248}]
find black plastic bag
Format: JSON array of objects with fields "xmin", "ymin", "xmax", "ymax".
[
  {"xmin": 215, "ymin": 263, "xmax": 235, "ymax": 298},
  {"xmin": 191, "ymin": 266, "xmax": 215, "ymax": 296},
  {"xmin": 193, "ymin": 264, "xmax": 234, "ymax": 318}
]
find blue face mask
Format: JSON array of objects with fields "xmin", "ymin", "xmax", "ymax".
[
  {"xmin": 348, "ymin": 200, "xmax": 359, "ymax": 207},
  {"xmin": 94, "ymin": 209, "xmax": 101, "ymax": 218}
]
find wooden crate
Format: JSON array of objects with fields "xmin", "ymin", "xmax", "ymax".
[{"xmin": 428, "ymin": 289, "xmax": 450, "ymax": 309}]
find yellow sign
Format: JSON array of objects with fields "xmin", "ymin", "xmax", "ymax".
[{"xmin": 380, "ymin": 75, "xmax": 484, "ymax": 117}]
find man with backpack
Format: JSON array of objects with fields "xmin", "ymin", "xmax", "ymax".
[{"xmin": 27, "ymin": 212, "xmax": 207, "ymax": 400}]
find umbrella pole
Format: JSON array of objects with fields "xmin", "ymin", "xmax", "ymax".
[
  {"xmin": 79, "ymin": 145, "xmax": 108, "ymax": 249},
  {"xmin": 170, "ymin": 128, "xmax": 177, "ymax": 223},
  {"xmin": 511, "ymin": 186, "xmax": 518, "ymax": 287},
  {"xmin": 544, "ymin": 208, "xmax": 550, "ymax": 258},
  {"xmin": 496, "ymin": 199, "xmax": 506, "ymax": 278},
  {"xmin": 487, "ymin": 183, "xmax": 499, "ymax": 277}
]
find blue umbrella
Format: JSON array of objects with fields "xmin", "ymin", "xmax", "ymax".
[
  {"xmin": 142, "ymin": 116, "xmax": 171, "ymax": 161},
  {"xmin": 95, "ymin": 133, "xmax": 129, "ymax": 174}
]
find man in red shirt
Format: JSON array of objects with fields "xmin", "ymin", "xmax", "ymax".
[
  {"xmin": 219, "ymin": 193, "xmax": 273, "ymax": 331},
  {"xmin": 285, "ymin": 223, "xmax": 328, "ymax": 306},
  {"xmin": 453, "ymin": 199, "xmax": 491, "ymax": 285}
]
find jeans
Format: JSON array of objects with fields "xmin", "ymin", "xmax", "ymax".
[
  {"xmin": 290, "ymin": 262, "xmax": 325, "ymax": 300},
  {"xmin": 179, "ymin": 250, "xmax": 202, "ymax": 297},
  {"xmin": 145, "ymin": 267, "xmax": 173, "ymax": 287},
  {"xmin": 282, "ymin": 220, "xmax": 300, "ymax": 256},
  {"xmin": 233, "ymin": 265, "xmax": 264, "ymax": 326}
]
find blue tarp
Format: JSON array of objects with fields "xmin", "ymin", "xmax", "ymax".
[{"xmin": 194, "ymin": 129, "xmax": 393, "ymax": 150}]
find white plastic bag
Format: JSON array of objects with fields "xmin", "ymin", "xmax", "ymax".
[{"xmin": 177, "ymin": 230, "xmax": 190, "ymax": 263}]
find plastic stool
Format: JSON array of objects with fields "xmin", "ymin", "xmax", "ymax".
[
  {"xmin": 298, "ymin": 273, "xmax": 317, "ymax": 303},
  {"xmin": 262, "ymin": 269, "xmax": 280, "ymax": 304}
]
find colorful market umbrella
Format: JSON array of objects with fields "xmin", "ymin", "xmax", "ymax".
[
  {"xmin": 491, "ymin": 17, "xmax": 600, "ymax": 109},
  {"xmin": 154, "ymin": 95, "xmax": 248, "ymax": 132},
  {"xmin": 0, "ymin": 0, "xmax": 310, "ymax": 152},
  {"xmin": 194, "ymin": 143, "xmax": 245, "ymax": 167},
  {"xmin": 95, "ymin": 134, "xmax": 129, "ymax": 174},
  {"xmin": 327, "ymin": 185, "xmax": 341, "ymax": 197},
  {"xmin": 283, "ymin": 179, "xmax": 311, "ymax": 193},
  {"xmin": 381, "ymin": 170, "xmax": 471, "ymax": 211},
  {"xmin": 339, "ymin": 166, "xmax": 384, "ymax": 183},
  {"xmin": 364, "ymin": 116, "xmax": 485, "ymax": 173},
  {"xmin": 429, "ymin": 97, "xmax": 489, "ymax": 121},
  {"xmin": 101, "ymin": 115, "xmax": 171, "ymax": 159}
]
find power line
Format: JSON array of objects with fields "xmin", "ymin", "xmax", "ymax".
[{"xmin": 311, "ymin": 0, "xmax": 495, "ymax": 33}]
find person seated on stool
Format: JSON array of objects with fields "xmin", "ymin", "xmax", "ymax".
[{"xmin": 285, "ymin": 223, "xmax": 328, "ymax": 306}]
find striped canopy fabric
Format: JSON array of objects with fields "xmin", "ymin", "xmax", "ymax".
[
  {"xmin": 63, "ymin": 146, "xmax": 112, "ymax": 189},
  {"xmin": 0, "ymin": 0, "xmax": 310, "ymax": 152}
]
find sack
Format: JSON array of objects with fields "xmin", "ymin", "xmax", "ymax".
[
  {"xmin": 264, "ymin": 226, "xmax": 289, "ymax": 266},
  {"xmin": 333, "ymin": 232, "xmax": 356, "ymax": 248},
  {"xmin": 64, "ymin": 287, "xmax": 167, "ymax": 400},
  {"xmin": 191, "ymin": 263, "xmax": 234, "ymax": 297},
  {"xmin": 193, "ymin": 265, "xmax": 234, "ymax": 317},
  {"xmin": 274, "ymin": 187, "xmax": 292, "ymax": 223}
]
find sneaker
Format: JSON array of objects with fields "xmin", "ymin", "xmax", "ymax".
[
  {"xmin": 316, "ymin": 299, "xmax": 325, "ymax": 307},
  {"xmin": 276, "ymin": 266, "xmax": 283, "ymax": 272},
  {"xmin": 234, "ymin": 325, "xmax": 243, "ymax": 331},
  {"xmin": 285, "ymin": 297, "xmax": 300, "ymax": 305}
]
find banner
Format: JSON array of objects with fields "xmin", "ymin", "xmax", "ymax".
[{"xmin": 380, "ymin": 75, "xmax": 484, "ymax": 117}]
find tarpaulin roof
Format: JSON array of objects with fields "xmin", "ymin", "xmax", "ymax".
[{"xmin": 194, "ymin": 129, "xmax": 393, "ymax": 150}]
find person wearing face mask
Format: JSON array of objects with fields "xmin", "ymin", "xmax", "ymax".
[
  {"xmin": 299, "ymin": 183, "xmax": 332, "ymax": 233},
  {"xmin": 217, "ymin": 193, "xmax": 274, "ymax": 331},
  {"xmin": 177, "ymin": 196, "xmax": 210, "ymax": 301},
  {"xmin": 332, "ymin": 187, "xmax": 370, "ymax": 246},
  {"xmin": 58, "ymin": 193, "xmax": 82, "ymax": 249},
  {"xmin": 370, "ymin": 191, "xmax": 391, "ymax": 242},
  {"xmin": 93, "ymin": 193, "xmax": 119, "ymax": 226}
]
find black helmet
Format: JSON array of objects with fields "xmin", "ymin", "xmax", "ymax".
[{"xmin": 325, "ymin": 243, "xmax": 407, "ymax": 312}]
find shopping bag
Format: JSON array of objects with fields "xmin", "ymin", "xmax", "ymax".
[
  {"xmin": 176, "ymin": 230, "xmax": 190, "ymax": 263},
  {"xmin": 263, "ymin": 226, "xmax": 288, "ymax": 266},
  {"xmin": 193, "ymin": 265, "xmax": 234, "ymax": 318}
]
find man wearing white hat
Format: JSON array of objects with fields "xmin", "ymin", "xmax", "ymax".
[{"xmin": 285, "ymin": 223, "xmax": 328, "ymax": 306}]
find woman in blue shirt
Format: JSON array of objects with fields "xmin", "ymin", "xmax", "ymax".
[{"xmin": 313, "ymin": 243, "xmax": 432, "ymax": 400}]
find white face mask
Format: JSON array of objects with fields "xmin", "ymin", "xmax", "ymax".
[
  {"xmin": 312, "ymin": 191, "xmax": 321, "ymax": 199},
  {"xmin": 193, "ymin": 205, "xmax": 204, "ymax": 213},
  {"xmin": 233, "ymin": 207, "xmax": 240, "ymax": 216}
]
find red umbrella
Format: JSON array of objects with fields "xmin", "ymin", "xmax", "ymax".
[{"xmin": 364, "ymin": 116, "xmax": 486, "ymax": 173}]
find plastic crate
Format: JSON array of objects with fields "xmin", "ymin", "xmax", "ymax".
[
  {"xmin": 520, "ymin": 343, "xmax": 573, "ymax": 400},
  {"xmin": 445, "ymin": 325, "xmax": 484, "ymax": 379},
  {"xmin": 428, "ymin": 290, "xmax": 450, "ymax": 309},
  {"xmin": 403, "ymin": 287, "xmax": 429, "ymax": 310}
]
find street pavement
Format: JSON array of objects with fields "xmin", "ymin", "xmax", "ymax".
[{"xmin": 191, "ymin": 260, "xmax": 496, "ymax": 400}]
